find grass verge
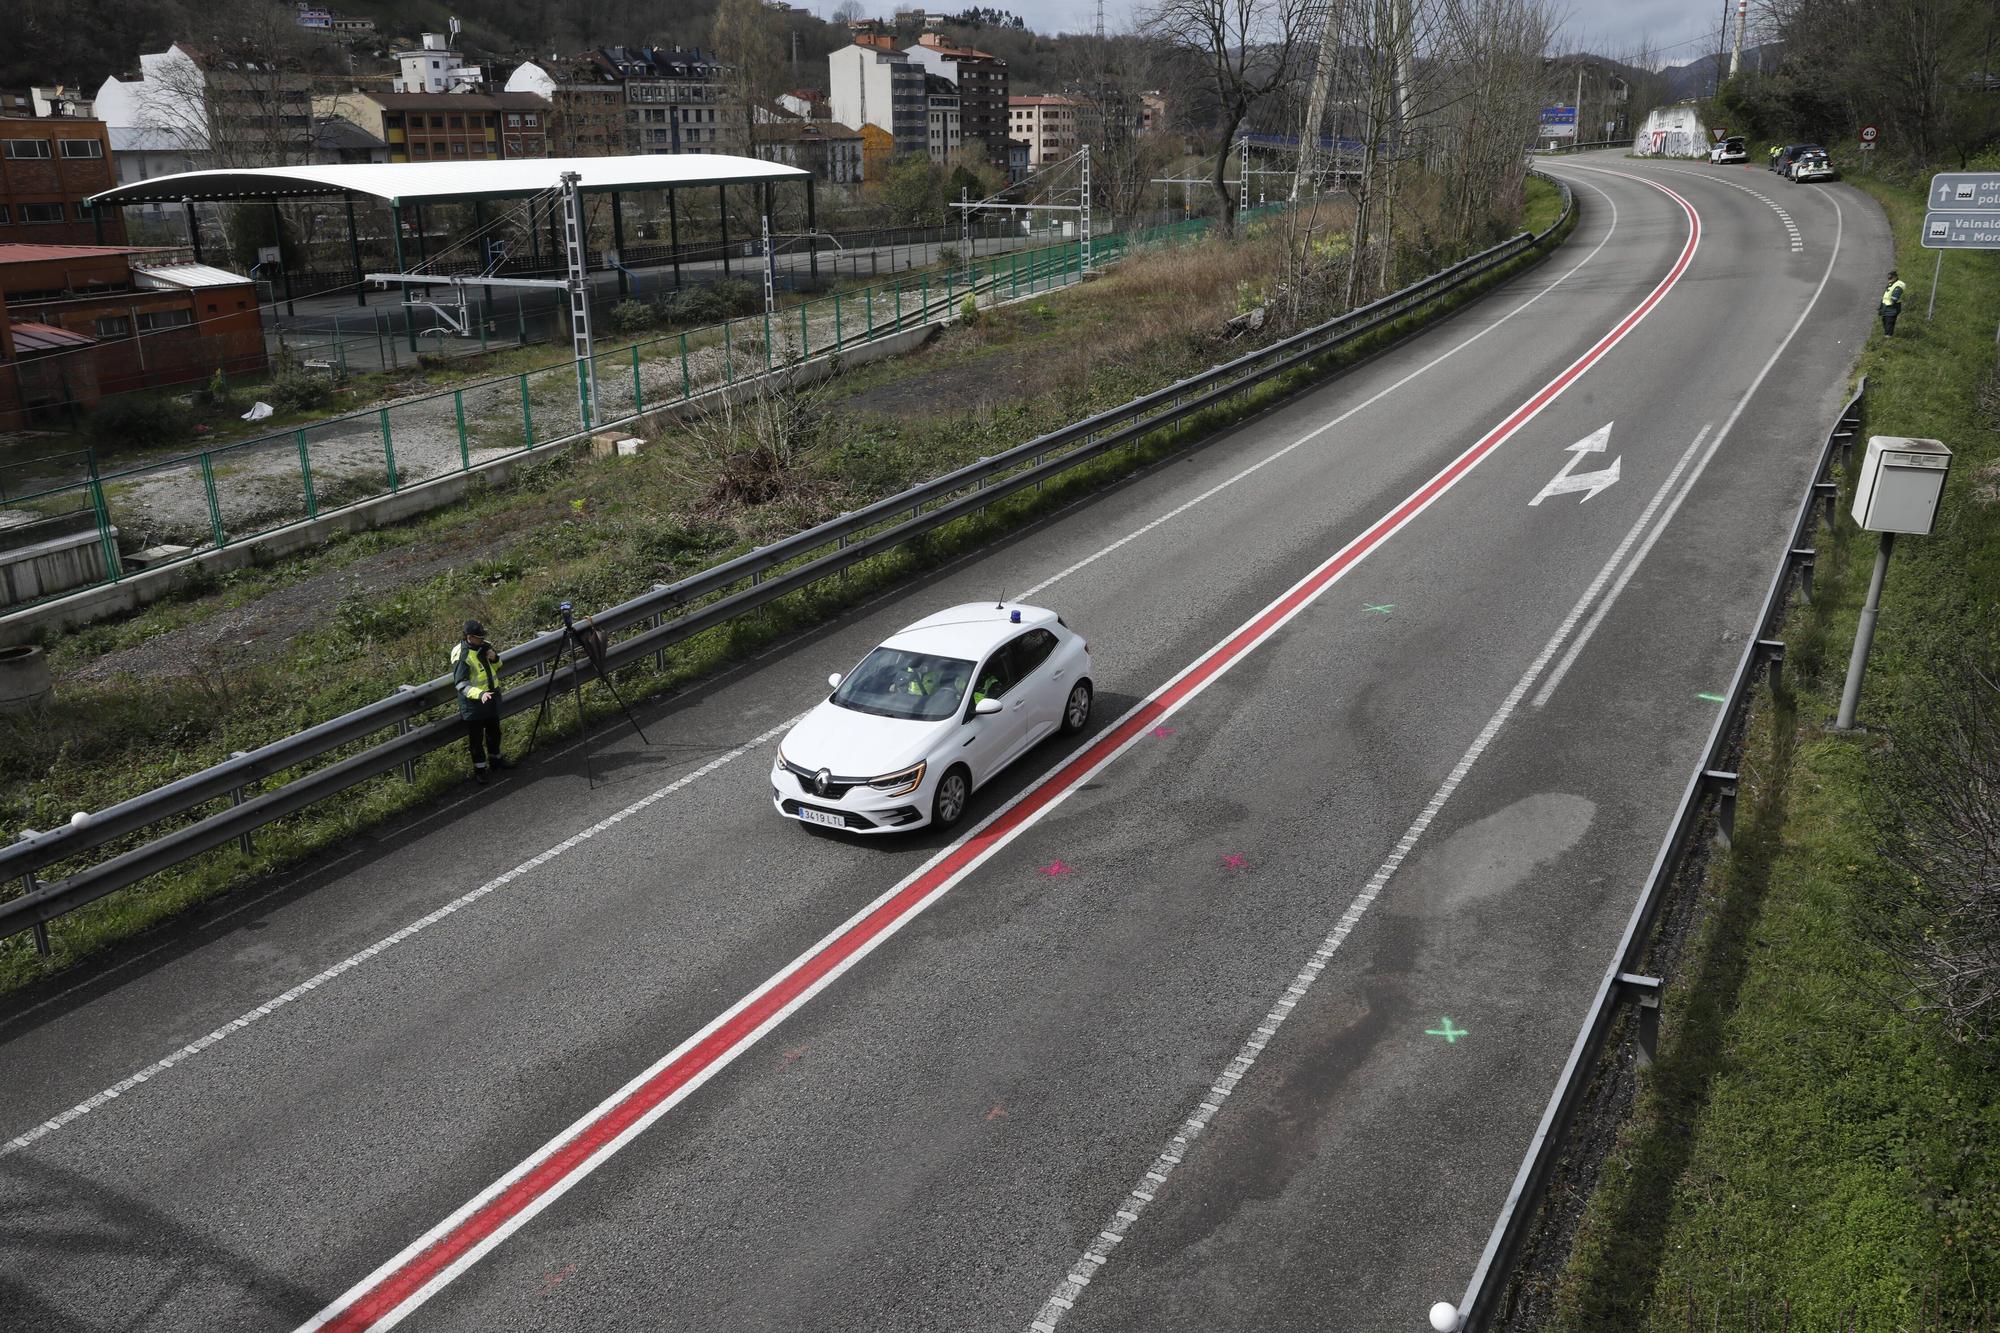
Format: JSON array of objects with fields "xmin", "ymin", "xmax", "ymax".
[
  {"xmin": 0, "ymin": 190, "xmax": 1574, "ymax": 996},
  {"xmin": 1545, "ymin": 163, "xmax": 2000, "ymax": 1327}
]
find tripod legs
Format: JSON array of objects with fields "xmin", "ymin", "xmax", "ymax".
[{"xmin": 525, "ymin": 621, "xmax": 652, "ymax": 788}]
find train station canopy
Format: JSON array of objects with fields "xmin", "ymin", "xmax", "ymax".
[{"xmin": 89, "ymin": 154, "xmax": 810, "ymax": 209}]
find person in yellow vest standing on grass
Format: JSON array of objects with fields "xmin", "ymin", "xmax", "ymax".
[
  {"xmin": 452, "ymin": 620, "xmax": 513, "ymax": 784},
  {"xmin": 1879, "ymin": 270, "xmax": 1906, "ymax": 337}
]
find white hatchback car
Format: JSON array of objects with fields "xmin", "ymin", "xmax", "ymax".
[{"xmin": 772, "ymin": 602, "xmax": 1094, "ymax": 833}]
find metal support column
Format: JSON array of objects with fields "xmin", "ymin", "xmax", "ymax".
[
  {"xmin": 392, "ymin": 202, "xmax": 416, "ymax": 352},
  {"xmin": 346, "ymin": 194, "xmax": 365, "ymax": 305},
  {"xmin": 719, "ymin": 184, "xmax": 731, "ymax": 275},
  {"xmin": 761, "ymin": 213, "xmax": 776, "ymax": 321},
  {"xmin": 413, "ymin": 202, "xmax": 430, "ymax": 295},
  {"xmin": 669, "ymin": 186, "xmax": 682, "ymax": 288},
  {"xmin": 560, "ymin": 170, "xmax": 601, "ymax": 430},
  {"xmin": 270, "ymin": 201, "xmax": 295, "ymax": 317},
  {"xmin": 184, "ymin": 197, "xmax": 202, "ymax": 264},
  {"xmin": 1836, "ymin": 533, "xmax": 1896, "ymax": 730},
  {"xmin": 806, "ymin": 178, "xmax": 818, "ymax": 281},
  {"xmin": 1080, "ymin": 143, "xmax": 1093, "ymax": 274},
  {"xmin": 611, "ymin": 190, "xmax": 628, "ymax": 296}
]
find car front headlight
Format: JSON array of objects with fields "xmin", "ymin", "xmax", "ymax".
[{"xmin": 868, "ymin": 761, "xmax": 926, "ymax": 796}]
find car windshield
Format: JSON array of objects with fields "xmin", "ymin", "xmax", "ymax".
[{"xmin": 831, "ymin": 647, "xmax": 977, "ymax": 721}]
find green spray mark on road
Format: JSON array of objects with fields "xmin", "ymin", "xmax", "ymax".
[
  {"xmin": 1697, "ymin": 692, "xmax": 1727, "ymax": 703},
  {"xmin": 1425, "ymin": 1018, "xmax": 1469, "ymax": 1044},
  {"xmin": 1364, "ymin": 603, "xmax": 1396, "ymax": 615}
]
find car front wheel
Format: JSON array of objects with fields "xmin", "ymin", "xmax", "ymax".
[
  {"xmin": 1060, "ymin": 680, "xmax": 1093, "ymax": 735},
  {"xmin": 931, "ymin": 765, "xmax": 971, "ymax": 830}
]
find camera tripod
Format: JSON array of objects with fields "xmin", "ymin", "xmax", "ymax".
[{"xmin": 526, "ymin": 601, "xmax": 651, "ymax": 787}]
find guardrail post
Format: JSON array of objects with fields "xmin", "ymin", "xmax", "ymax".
[
  {"xmin": 14, "ymin": 831, "xmax": 49, "ymax": 955},
  {"xmin": 1616, "ymin": 973, "xmax": 1663, "ymax": 1067},
  {"xmin": 394, "ymin": 685, "xmax": 419, "ymax": 781},
  {"xmin": 1704, "ymin": 769, "xmax": 1740, "ymax": 850},
  {"xmin": 1791, "ymin": 547, "xmax": 1817, "ymax": 603},
  {"xmin": 1813, "ymin": 481, "xmax": 1837, "ymax": 529},
  {"xmin": 1757, "ymin": 639, "xmax": 1787, "ymax": 695},
  {"xmin": 229, "ymin": 751, "xmax": 254, "ymax": 855},
  {"xmin": 650, "ymin": 584, "xmax": 669, "ymax": 670}
]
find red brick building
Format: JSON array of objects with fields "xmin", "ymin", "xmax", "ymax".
[
  {"xmin": 313, "ymin": 91, "xmax": 552, "ymax": 163},
  {"xmin": 0, "ymin": 243, "xmax": 265, "ymax": 428},
  {"xmin": 0, "ymin": 116, "xmax": 126, "ymax": 247}
]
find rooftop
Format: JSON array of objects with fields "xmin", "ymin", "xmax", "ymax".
[
  {"xmin": 135, "ymin": 263, "xmax": 254, "ymax": 290},
  {"xmin": 0, "ymin": 243, "xmax": 155, "ymax": 264},
  {"xmin": 89, "ymin": 154, "xmax": 811, "ymax": 207},
  {"xmin": 9, "ymin": 322, "xmax": 98, "ymax": 353}
]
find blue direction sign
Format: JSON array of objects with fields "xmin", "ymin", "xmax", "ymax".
[
  {"xmin": 1927, "ymin": 172, "xmax": 2000, "ymax": 212},
  {"xmin": 1921, "ymin": 212, "xmax": 2000, "ymax": 249}
]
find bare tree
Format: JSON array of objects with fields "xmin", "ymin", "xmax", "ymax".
[
  {"xmin": 1867, "ymin": 659, "xmax": 2000, "ymax": 1051},
  {"xmin": 1148, "ymin": 0, "xmax": 1317, "ymax": 234},
  {"xmin": 713, "ymin": 0, "xmax": 785, "ymax": 153}
]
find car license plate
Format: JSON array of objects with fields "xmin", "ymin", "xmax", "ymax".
[{"xmin": 796, "ymin": 806, "xmax": 845, "ymax": 828}]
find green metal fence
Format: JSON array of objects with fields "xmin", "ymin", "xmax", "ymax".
[{"xmin": 1, "ymin": 203, "xmax": 1287, "ymax": 614}]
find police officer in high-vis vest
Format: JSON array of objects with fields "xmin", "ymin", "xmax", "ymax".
[
  {"xmin": 452, "ymin": 619, "xmax": 512, "ymax": 783},
  {"xmin": 1879, "ymin": 270, "xmax": 1906, "ymax": 337}
]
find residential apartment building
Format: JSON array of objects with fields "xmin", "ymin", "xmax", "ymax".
[
  {"xmin": 902, "ymin": 34, "xmax": 1008, "ymax": 168},
  {"xmin": 0, "ymin": 242, "xmax": 264, "ymax": 430},
  {"xmin": 314, "ymin": 91, "xmax": 549, "ymax": 163},
  {"xmin": 1008, "ymin": 95, "xmax": 1081, "ymax": 166},
  {"xmin": 923, "ymin": 75, "xmax": 960, "ymax": 165},
  {"xmin": 0, "ymin": 117, "xmax": 125, "ymax": 247},
  {"xmin": 504, "ymin": 61, "xmax": 630, "ymax": 157},
  {"xmin": 95, "ymin": 43, "xmax": 313, "ymax": 167},
  {"xmin": 828, "ymin": 40, "xmax": 927, "ymax": 161},
  {"xmin": 754, "ymin": 119, "xmax": 864, "ymax": 184},
  {"xmin": 393, "ymin": 33, "xmax": 486, "ymax": 95}
]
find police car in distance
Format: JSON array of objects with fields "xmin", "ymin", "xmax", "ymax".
[
  {"xmin": 1708, "ymin": 135, "xmax": 1748, "ymax": 164},
  {"xmin": 1788, "ymin": 149, "xmax": 1836, "ymax": 182},
  {"xmin": 772, "ymin": 602, "xmax": 1094, "ymax": 833}
]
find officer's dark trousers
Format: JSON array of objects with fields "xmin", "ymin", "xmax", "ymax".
[
  {"xmin": 466, "ymin": 715, "xmax": 502, "ymax": 768},
  {"xmin": 1881, "ymin": 308, "xmax": 1899, "ymax": 336}
]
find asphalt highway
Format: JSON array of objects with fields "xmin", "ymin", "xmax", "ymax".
[{"xmin": 0, "ymin": 153, "xmax": 1888, "ymax": 1332}]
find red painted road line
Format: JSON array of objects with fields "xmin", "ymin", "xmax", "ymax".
[{"xmin": 304, "ymin": 171, "xmax": 1699, "ymax": 1333}]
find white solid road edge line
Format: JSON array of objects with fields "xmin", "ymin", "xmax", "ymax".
[
  {"xmin": 3, "ymin": 180, "xmax": 1622, "ymax": 1163},
  {"xmin": 0, "ymin": 713, "xmax": 806, "ymax": 1160}
]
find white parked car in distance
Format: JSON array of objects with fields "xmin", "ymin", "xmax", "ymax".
[
  {"xmin": 772, "ymin": 602, "xmax": 1094, "ymax": 833},
  {"xmin": 1709, "ymin": 135, "xmax": 1748, "ymax": 164}
]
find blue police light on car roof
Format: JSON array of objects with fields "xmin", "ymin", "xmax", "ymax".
[{"xmin": 1010, "ymin": 609, "xmax": 1021, "ymax": 623}]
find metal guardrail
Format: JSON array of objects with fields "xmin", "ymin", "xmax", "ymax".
[
  {"xmin": 0, "ymin": 176, "xmax": 1576, "ymax": 951},
  {"xmin": 1451, "ymin": 378, "xmax": 1867, "ymax": 1330}
]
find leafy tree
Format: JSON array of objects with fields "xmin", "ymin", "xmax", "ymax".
[{"xmin": 880, "ymin": 155, "xmax": 948, "ymax": 223}]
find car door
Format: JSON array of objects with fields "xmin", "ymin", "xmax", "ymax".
[{"xmin": 960, "ymin": 644, "xmax": 1025, "ymax": 785}]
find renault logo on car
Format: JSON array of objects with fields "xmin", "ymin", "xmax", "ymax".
[{"xmin": 814, "ymin": 768, "xmax": 832, "ymax": 796}]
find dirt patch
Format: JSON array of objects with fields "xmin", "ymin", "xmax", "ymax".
[{"xmin": 65, "ymin": 537, "xmax": 497, "ymax": 686}]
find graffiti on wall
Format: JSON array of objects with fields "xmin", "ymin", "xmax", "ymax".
[{"xmin": 1631, "ymin": 105, "xmax": 1710, "ymax": 159}]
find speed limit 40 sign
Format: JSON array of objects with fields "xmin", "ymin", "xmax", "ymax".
[{"xmin": 1860, "ymin": 123, "xmax": 1879, "ymax": 150}]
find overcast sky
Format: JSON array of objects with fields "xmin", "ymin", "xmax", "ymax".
[{"xmin": 813, "ymin": 0, "xmax": 1724, "ymax": 65}]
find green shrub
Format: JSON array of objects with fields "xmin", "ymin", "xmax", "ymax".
[
  {"xmin": 85, "ymin": 395, "xmax": 195, "ymax": 451},
  {"xmin": 266, "ymin": 367, "xmax": 335, "ymax": 414},
  {"xmin": 607, "ymin": 299, "xmax": 655, "ymax": 336}
]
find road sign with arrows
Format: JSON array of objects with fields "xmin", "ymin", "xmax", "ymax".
[
  {"xmin": 1923, "ymin": 173, "xmax": 2000, "ymax": 250},
  {"xmin": 1531, "ymin": 423, "xmax": 1622, "ymax": 505}
]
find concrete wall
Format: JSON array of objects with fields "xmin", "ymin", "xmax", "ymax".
[{"xmin": 0, "ymin": 522, "xmax": 119, "ymax": 607}]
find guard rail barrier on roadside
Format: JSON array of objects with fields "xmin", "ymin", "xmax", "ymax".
[
  {"xmin": 1450, "ymin": 378, "xmax": 1867, "ymax": 1329},
  {"xmin": 0, "ymin": 176, "xmax": 1576, "ymax": 952}
]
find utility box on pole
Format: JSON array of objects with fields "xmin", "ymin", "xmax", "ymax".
[{"xmin": 1851, "ymin": 436, "xmax": 1951, "ymax": 533}]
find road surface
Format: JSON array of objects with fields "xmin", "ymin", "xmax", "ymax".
[{"xmin": 0, "ymin": 153, "xmax": 1886, "ymax": 1331}]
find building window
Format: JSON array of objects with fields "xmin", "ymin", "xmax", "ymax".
[
  {"xmin": 430, "ymin": 115, "xmax": 445, "ymax": 128},
  {"xmin": 448, "ymin": 115, "xmax": 463, "ymax": 128},
  {"xmin": 0, "ymin": 205, "xmax": 9, "ymax": 223},
  {"xmin": 59, "ymin": 138, "xmax": 105, "ymax": 158},
  {"xmin": 20, "ymin": 203, "xmax": 63, "ymax": 223},
  {"xmin": 3, "ymin": 138, "xmax": 52, "ymax": 159},
  {"xmin": 95, "ymin": 314, "xmax": 132, "ymax": 337},
  {"xmin": 137, "ymin": 308, "xmax": 194, "ymax": 331}
]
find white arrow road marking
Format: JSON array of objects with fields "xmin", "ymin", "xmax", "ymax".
[{"xmin": 1530, "ymin": 421, "xmax": 1622, "ymax": 505}]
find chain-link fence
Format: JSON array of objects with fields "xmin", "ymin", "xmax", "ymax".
[{"xmin": 1, "ymin": 202, "xmax": 1289, "ymax": 614}]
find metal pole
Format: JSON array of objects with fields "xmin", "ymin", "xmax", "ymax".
[
  {"xmin": 1926, "ymin": 249, "xmax": 1942, "ymax": 321},
  {"xmin": 184, "ymin": 197, "xmax": 203, "ymax": 264},
  {"xmin": 669, "ymin": 186, "xmax": 682, "ymax": 288},
  {"xmin": 806, "ymin": 177, "xmax": 819, "ymax": 281},
  {"xmin": 1834, "ymin": 532, "xmax": 1895, "ymax": 730},
  {"xmin": 719, "ymin": 184, "xmax": 731, "ymax": 275},
  {"xmin": 559, "ymin": 170, "xmax": 600, "ymax": 430},
  {"xmin": 611, "ymin": 190, "xmax": 628, "ymax": 296},
  {"xmin": 270, "ymin": 201, "xmax": 295, "ymax": 317},
  {"xmin": 346, "ymin": 194, "xmax": 365, "ymax": 306},
  {"xmin": 392, "ymin": 201, "xmax": 416, "ymax": 353}
]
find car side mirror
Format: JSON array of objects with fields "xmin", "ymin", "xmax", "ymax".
[
  {"xmin": 974, "ymin": 697, "xmax": 1003, "ymax": 716},
  {"xmin": 828, "ymin": 672, "xmax": 843, "ymax": 689}
]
